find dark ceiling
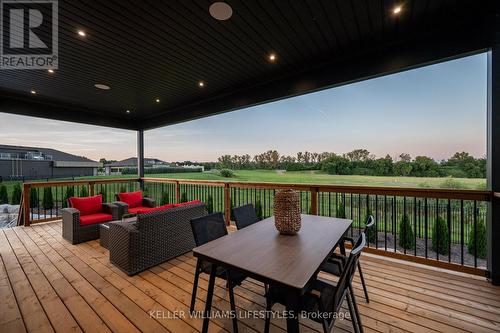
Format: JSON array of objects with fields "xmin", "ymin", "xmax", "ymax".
[{"xmin": 0, "ymin": 0, "xmax": 496, "ymax": 130}]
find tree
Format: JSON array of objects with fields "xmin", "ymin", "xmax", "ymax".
[
  {"xmin": 398, "ymin": 214, "xmax": 415, "ymax": 249},
  {"xmin": 206, "ymin": 194, "xmax": 214, "ymax": 214},
  {"xmin": 80, "ymin": 186, "xmax": 89, "ymax": 197},
  {"xmin": 161, "ymin": 192, "xmax": 170, "ymax": 205},
  {"xmin": 432, "ymin": 217, "xmax": 450, "ymax": 255},
  {"xmin": 254, "ymin": 200, "xmax": 263, "ymax": 220},
  {"xmin": 322, "ymin": 155, "xmax": 351, "ymax": 175},
  {"xmin": 180, "ymin": 192, "xmax": 188, "ymax": 203},
  {"xmin": 345, "ymin": 149, "xmax": 371, "ymax": 162},
  {"xmin": 393, "ymin": 160, "xmax": 413, "ymax": 176},
  {"xmin": 63, "ymin": 186, "xmax": 75, "ymax": 208},
  {"xmin": 0, "ymin": 185, "xmax": 8, "ymax": 204},
  {"xmin": 11, "ymin": 183, "xmax": 22, "ymax": 205},
  {"xmin": 412, "ymin": 156, "xmax": 440, "ymax": 177},
  {"xmin": 398, "ymin": 153, "xmax": 411, "ymax": 162},
  {"xmin": 29, "ymin": 188, "xmax": 38, "ymax": 208},
  {"xmin": 468, "ymin": 219, "xmax": 487, "ymax": 259},
  {"xmin": 336, "ymin": 200, "xmax": 346, "ymax": 218},
  {"xmin": 42, "ymin": 187, "xmax": 54, "ymax": 210}
]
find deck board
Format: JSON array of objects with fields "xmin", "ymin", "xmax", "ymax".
[{"xmin": 1, "ymin": 221, "xmax": 499, "ymax": 333}]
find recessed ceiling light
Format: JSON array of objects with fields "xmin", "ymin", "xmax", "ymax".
[
  {"xmin": 209, "ymin": 2, "xmax": 233, "ymax": 21},
  {"xmin": 393, "ymin": 5, "xmax": 402, "ymax": 14},
  {"xmin": 155, "ymin": 98, "xmax": 160, "ymax": 103},
  {"xmin": 198, "ymin": 81, "xmax": 205, "ymax": 87},
  {"xmin": 30, "ymin": 90, "xmax": 36, "ymax": 94},
  {"xmin": 268, "ymin": 53, "xmax": 277, "ymax": 62},
  {"xmin": 94, "ymin": 83, "xmax": 110, "ymax": 90},
  {"xmin": 47, "ymin": 69, "xmax": 54, "ymax": 74},
  {"xmin": 126, "ymin": 110, "xmax": 131, "ymax": 114},
  {"xmin": 78, "ymin": 30, "xmax": 86, "ymax": 37}
]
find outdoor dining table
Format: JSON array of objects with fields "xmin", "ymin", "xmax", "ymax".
[{"xmin": 192, "ymin": 214, "xmax": 353, "ymax": 333}]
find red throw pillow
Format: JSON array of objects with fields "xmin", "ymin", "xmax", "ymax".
[
  {"xmin": 137, "ymin": 204, "xmax": 175, "ymax": 214},
  {"xmin": 118, "ymin": 191, "xmax": 143, "ymax": 208},
  {"xmin": 174, "ymin": 200, "xmax": 201, "ymax": 207},
  {"xmin": 69, "ymin": 195, "xmax": 103, "ymax": 216}
]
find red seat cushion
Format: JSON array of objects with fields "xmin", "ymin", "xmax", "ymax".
[
  {"xmin": 128, "ymin": 206, "xmax": 154, "ymax": 214},
  {"xmin": 69, "ymin": 195, "xmax": 103, "ymax": 216},
  {"xmin": 79, "ymin": 213, "xmax": 113, "ymax": 226},
  {"xmin": 174, "ymin": 200, "xmax": 201, "ymax": 208},
  {"xmin": 137, "ymin": 204, "xmax": 175, "ymax": 215},
  {"xmin": 118, "ymin": 191, "xmax": 143, "ymax": 208}
]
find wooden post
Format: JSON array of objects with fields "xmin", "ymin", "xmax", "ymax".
[
  {"xmin": 310, "ymin": 187, "xmax": 319, "ymax": 215},
  {"xmin": 224, "ymin": 183, "xmax": 231, "ymax": 225},
  {"xmin": 23, "ymin": 184, "xmax": 30, "ymax": 226},
  {"xmin": 175, "ymin": 181, "xmax": 181, "ymax": 203}
]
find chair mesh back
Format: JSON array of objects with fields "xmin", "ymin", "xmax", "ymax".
[
  {"xmin": 363, "ymin": 215, "xmax": 375, "ymax": 234},
  {"xmin": 333, "ymin": 233, "xmax": 366, "ymax": 311},
  {"xmin": 190, "ymin": 212, "xmax": 228, "ymax": 246},
  {"xmin": 232, "ymin": 204, "xmax": 259, "ymax": 230}
]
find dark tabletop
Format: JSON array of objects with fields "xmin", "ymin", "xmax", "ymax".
[{"xmin": 193, "ymin": 214, "xmax": 352, "ymax": 290}]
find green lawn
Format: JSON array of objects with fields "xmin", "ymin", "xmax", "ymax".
[{"xmin": 141, "ymin": 170, "xmax": 486, "ymax": 190}]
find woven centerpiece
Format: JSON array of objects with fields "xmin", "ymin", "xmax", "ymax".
[{"xmin": 273, "ymin": 189, "xmax": 301, "ymax": 235}]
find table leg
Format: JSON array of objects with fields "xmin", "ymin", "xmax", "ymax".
[
  {"xmin": 202, "ymin": 264, "xmax": 217, "ymax": 333},
  {"xmin": 285, "ymin": 290, "xmax": 300, "ymax": 333}
]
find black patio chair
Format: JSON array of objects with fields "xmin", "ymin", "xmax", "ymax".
[
  {"xmin": 190, "ymin": 212, "xmax": 246, "ymax": 333},
  {"xmin": 232, "ymin": 203, "xmax": 259, "ymax": 230},
  {"xmin": 264, "ymin": 233, "xmax": 366, "ymax": 333},
  {"xmin": 327, "ymin": 215, "xmax": 375, "ymax": 302}
]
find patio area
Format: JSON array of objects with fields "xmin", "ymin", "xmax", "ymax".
[{"xmin": 1, "ymin": 220, "xmax": 499, "ymax": 333}]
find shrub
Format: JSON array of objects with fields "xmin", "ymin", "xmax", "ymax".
[
  {"xmin": 11, "ymin": 183, "xmax": 22, "ymax": 205},
  {"xmin": 398, "ymin": 214, "xmax": 415, "ymax": 249},
  {"xmin": 161, "ymin": 192, "xmax": 170, "ymax": 205},
  {"xmin": 431, "ymin": 217, "xmax": 450, "ymax": 255},
  {"xmin": 80, "ymin": 186, "xmax": 89, "ymax": 197},
  {"xmin": 206, "ymin": 194, "xmax": 214, "ymax": 214},
  {"xmin": 119, "ymin": 185, "xmax": 126, "ymax": 193},
  {"xmin": 336, "ymin": 201, "xmax": 346, "ymax": 218},
  {"xmin": 219, "ymin": 169, "xmax": 234, "ymax": 178},
  {"xmin": 99, "ymin": 187, "xmax": 108, "ymax": 202},
  {"xmin": 29, "ymin": 188, "xmax": 38, "ymax": 208},
  {"xmin": 42, "ymin": 187, "xmax": 54, "ymax": 210},
  {"xmin": 468, "ymin": 220, "xmax": 487, "ymax": 259},
  {"xmin": 440, "ymin": 178, "xmax": 466, "ymax": 189},
  {"xmin": 180, "ymin": 192, "xmax": 188, "ymax": 203},
  {"xmin": 63, "ymin": 186, "xmax": 75, "ymax": 208},
  {"xmin": 255, "ymin": 199, "xmax": 263, "ymax": 220},
  {"xmin": 0, "ymin": 185, "xmax": 8, "ymax": 204}
]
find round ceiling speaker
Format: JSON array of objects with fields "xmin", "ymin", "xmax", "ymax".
[{"xmin": 209, "ymin": 2, "xmax": 233, "ymax": 21}]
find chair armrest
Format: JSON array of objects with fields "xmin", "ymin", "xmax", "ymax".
[
  {"xmin": 330, "ymin": 252, "xmax": 347, "ymax": 265},
  {"xmin": 102, "ymin": 203, "xmax": 119, "ymax": 220},
  {"xmin": 109, "ymin": 222, "xmax": 139, "ymax": 274},
  {"xmin": 343, "ymin": 236, "xmax": 355, "ymax": 247},
  {"xmin": 112, "ymin": 201, "xmax": 129, "ymax": 217},
  {"xmin": 142, "ymin": 197, "xmax": 155, "ymax": 208},
  {"xmin": 61, "ymin": 208, "xmax": 80, "ymax": 244}
]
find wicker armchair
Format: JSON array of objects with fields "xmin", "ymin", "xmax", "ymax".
[
  {"xmin": 109, "ymin": 202, "xmax": 207, "ymax": 275},
  {"xmin": 113, "ymin": 193, "xmax": 156, "ymax": 215},
  {"xmin": 62, "ymin": 202, "xmax": 119, "ymax": 244}
]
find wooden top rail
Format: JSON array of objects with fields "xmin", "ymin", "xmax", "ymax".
[
  {"xmin": 20, "ymin": 177, "xmax": 491, "ymax": 201},
  {"xmin": 142, "ymin": 177, "xmax": 491, "ymax": 201},
  {"xmin": 23, "ymin": 178, "xmax": 139, "ymax": 188}
]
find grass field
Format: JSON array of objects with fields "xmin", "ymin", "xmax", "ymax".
[
  {"xmin": 0, "ymin": 169, "xmax": 486, "ymax": 199},
  {"xmin": 140, "ymin": 169, "xmax": 486, "ymax": 189}
]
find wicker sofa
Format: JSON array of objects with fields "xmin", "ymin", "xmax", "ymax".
[
  {"xmin": 61, "ymin": 195, "xmax": 120, "ymax": 245},
  {"xmin": 108, "ymin": 202, "xmax": 207, "ymax": 275}
]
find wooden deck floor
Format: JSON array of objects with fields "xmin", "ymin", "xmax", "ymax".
[{"xmin": 1, "ymin": 221, "xmax": 500, "ymax": 333}]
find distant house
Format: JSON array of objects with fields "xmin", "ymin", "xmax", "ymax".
[
  {"xmin": 0, "ymin": 144, "xmax": 101, "ymax": 180},
  {"xmin": 105, "ymin": 157, "xmax": 168, "ymax": 174}
]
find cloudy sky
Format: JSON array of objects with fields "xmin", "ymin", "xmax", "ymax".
[{"xmin": 0, "ymin": 53, "xmax": 487, "ymax": 162}]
